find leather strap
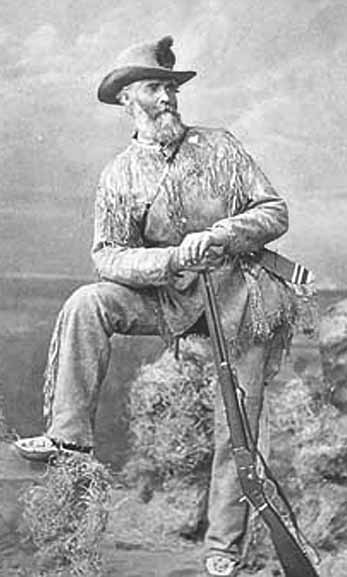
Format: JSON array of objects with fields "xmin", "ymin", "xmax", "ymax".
[{"xmin": 250, "ymin": 248, "xmax": 313, "ymax": 285}]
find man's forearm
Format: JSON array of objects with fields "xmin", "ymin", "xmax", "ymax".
[
  {"xmin": 212, "ymin": 196, "xmax": 288, "ymax": 255},
  {"xmin": 91, "ymin": 244, "xmax": 176, "ymax": 287},
  {"xmin": 212, "ymin": 161, "xmax": 289, "ymax": 254}
]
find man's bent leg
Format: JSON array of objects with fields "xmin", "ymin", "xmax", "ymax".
[
  {"xmin": 205, "ymin": 329, "xmax": 286, "ymax": 564},
  {"xmin": 44, "ymin": 281, "xmax": 161, "ymax": 448}
]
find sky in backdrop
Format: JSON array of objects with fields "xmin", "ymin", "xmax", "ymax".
[{"xmin": 1, "ymin": 0, "xmax": 346, "ymax": 287}]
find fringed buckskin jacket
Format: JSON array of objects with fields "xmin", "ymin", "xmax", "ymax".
[{"xmin": 91, "ymin": 126, "xmax": 297, "ymax": 351}]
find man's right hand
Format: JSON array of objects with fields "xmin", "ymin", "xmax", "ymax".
[
  {"xmin": 187, "ymin": 246, "xmax": 225, "ymax": 271},
  {"xmin": 169, "ymin": 230, "xmax": 228, "ymax": 273}
]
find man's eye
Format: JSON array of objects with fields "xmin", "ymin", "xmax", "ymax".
[
  {"xmin": 168, "ymin": 84, "xmax": 179, "ymax": 93},
  {"xmin": 145, "ymin": 82, "xmax": 179, "ymax": 94},
  {"xmin": 148, "ymin": 83, "xmax": 160, "ymax": 92}
]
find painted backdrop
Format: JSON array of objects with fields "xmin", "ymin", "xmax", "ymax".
[{"xmin": 1, "ymin": 0, "xmax": 346, "ymax": 287}]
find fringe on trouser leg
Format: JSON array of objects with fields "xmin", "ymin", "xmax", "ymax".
[{"xmin": 43, "ymin": 309, "xmax": 65, "ymax": 429}]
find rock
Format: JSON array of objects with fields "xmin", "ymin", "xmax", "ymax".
[{"xmin": 319, "ymin": 299, "xmax": 347, "ymax": 411}]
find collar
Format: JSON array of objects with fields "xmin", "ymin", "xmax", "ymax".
[{"xmin": 132, "ymin": 126, "xmax": 189, "ymax": 163}]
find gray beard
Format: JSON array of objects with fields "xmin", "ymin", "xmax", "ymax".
[{"xmin": 152, "ymin": 111, "xmax": 186, "ymax": 146}]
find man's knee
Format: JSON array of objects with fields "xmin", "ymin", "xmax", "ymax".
[
  {"xmin": 64, "ymin": 283, "xmax": 104, "ymax": 315},
  {"xmin": 62, "ymin": 281, "xmax": 159, "ymax": 336},
  {"xmin": 62, "ymin": 281, "xmax": 137, "ymax": 331}
]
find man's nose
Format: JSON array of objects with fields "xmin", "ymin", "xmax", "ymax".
[{"xmin": 157, "ymin": 86, "xmax": 172, "ymax": 103}]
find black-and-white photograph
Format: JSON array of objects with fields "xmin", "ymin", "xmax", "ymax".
[{"xmin": 0, "ymin": 1, "xmax": 346, "ymax": 576}]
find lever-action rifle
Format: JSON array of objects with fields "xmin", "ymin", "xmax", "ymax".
[{"xmin": 201, "ymin": 269, "xmax": 319, "ymax": 577}]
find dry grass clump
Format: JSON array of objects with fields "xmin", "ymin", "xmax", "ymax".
[
  {"xmin": 269, "ymin": 376, "xmax": 318, "ymax": 437},
  {"xmin": 294, "ymin": 406, "xmax": 347, "ymax": 485},
  {"xmin": 267, "ymin": 376, "xmax": 321, "ymax": 497},
  {"xmin": 267, "ymin": 375, "xmax": 347, "ymax": 573},
  {"xmin": 111, "ymin": 337, "xmax": 217, "ymax": 547},
  {"xmin": 123, "ymin": 336, "xmax": 217, "ymax": 488},
  {"xmin": 20, "ymin": 452, "xmax": 112, "ymax": 577},
  {"xmin": 291, "ymin": 403, "xmax": 347, "ymax": 556}
]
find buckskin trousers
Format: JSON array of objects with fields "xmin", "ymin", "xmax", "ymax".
[{"xmin": 44, "ymin": 280, "xmax": 285, "ymax": 559}]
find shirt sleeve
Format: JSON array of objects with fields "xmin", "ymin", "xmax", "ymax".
[
  {"xmin": 211, "ymin": 132, "xmax": 288, "ymax": 254},
  {"xmin": 91, "ymin": 168, "xmax": 175, "ymax": 288}
]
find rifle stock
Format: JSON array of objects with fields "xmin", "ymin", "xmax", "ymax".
[{"xmin": 201, "ymin": 269, "xmax": 319, "ymax": 577}]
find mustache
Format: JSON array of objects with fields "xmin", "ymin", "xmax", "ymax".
[{"xmin": 155, "ymin": 106, "xmax": 178, "ymax": 118}]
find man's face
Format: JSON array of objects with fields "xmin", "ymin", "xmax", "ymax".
[
  {"xmin": 130, "ymin": 79, "xmax": 179, "ymax": 120},
  {"xmin": 124, "ymin": 79, "xmax": 185, "ymax": 145}
]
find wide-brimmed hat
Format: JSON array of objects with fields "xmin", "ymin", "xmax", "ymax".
[{"xmin": 97, "ymin": 35, "xmax": 196, "ymax": 105}]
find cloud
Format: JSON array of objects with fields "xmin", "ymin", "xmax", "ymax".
[
  {"xmin": 24, "ymin": 24, "xmax": 59, "ymax": 59},
  {"xmin": 0, "ymin": 27, "xmax": 10, "ymax": 46}
]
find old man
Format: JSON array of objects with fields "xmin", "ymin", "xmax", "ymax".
[{"xmin": 15, "ymin": 36, "xmax": 299, "ymax": 577}]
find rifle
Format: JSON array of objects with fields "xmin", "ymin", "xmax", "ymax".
[{"xmin": 200, "ymin": 269, "xmax": 319, "ymax": 577}]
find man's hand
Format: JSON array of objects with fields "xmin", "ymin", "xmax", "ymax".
[{"xmin": 169, "ymin": 228, "xmax": 229, "ymax": 272}]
